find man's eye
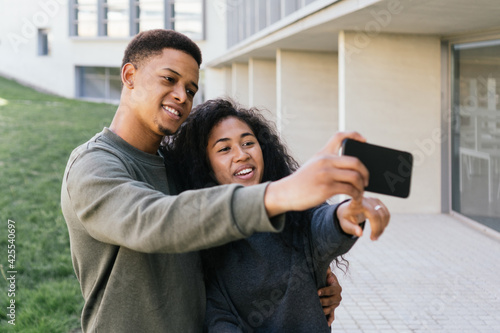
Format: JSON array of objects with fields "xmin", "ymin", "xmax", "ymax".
[
  {"xmin": 164, "ymin": 76, "xmax": 174, "ymax": 82},
  {"xmin": 187, "ymin": 88, "xmax": 196, "ymax": 97}
]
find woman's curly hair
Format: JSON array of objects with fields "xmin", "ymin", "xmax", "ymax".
[
  {"xmin": 162, "ymin": 98, "xmax": 348, "ymax": 272},
  {"xmin": 163, "ymin": 98, "xmax": 299, "ymax": 191}
]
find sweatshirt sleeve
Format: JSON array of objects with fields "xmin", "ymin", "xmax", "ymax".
[
  {"xmin": 308, "ymin": 203, "xmax": 359, "ymax": 286},
  {"xmin": 62, "ymin": 147, "xmax": 284, "ymax": 254}
]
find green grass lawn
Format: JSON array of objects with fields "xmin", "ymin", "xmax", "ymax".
[{"xmin": 0, "ymin": 76, "xmax": 116, "ymax": 332}]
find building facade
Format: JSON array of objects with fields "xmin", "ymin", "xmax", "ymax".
[
  {"xmin": 202, "ymin": 0, "xmax": 500, "ymax": 233},
  {"xmin": 0, "ymin": 0, "xmax": 208, "ymax": 103},
  {"xmin": 0, "ymin": 0, "xmax": 499, "ymax": 232}
]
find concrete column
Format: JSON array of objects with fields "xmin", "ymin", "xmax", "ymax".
[
  {"xmin": 223, "ymin": 66, "xmax": 232, "ymax": 97},
  {"xmin": 203, "ymin": 66, "xmax": 233, "ymax": 101},
  {"xmin": 204, "ymin": 67, "xmax": 225, "ymax": 101},
  {"xmin": 276, "ymin": 49, "xmax": 338, "ymax": 164},
  {"xmin": 338, "ymin": 31, "xmax": 442, "ymax": 213},
  {"xmin": 249, "ymin": 58, "xmax": 277, "ymax": 122},
  {"xmin": 231, "ymin": 62, "xmax": 249, "ymax": 106}
]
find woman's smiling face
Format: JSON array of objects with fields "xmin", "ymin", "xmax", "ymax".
[{"xmin": 206, "ymin": 116, "xmax": 264, "ymax": 186}]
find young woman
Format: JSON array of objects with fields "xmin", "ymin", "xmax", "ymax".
[{"xmin": 165, "ymin": 98, "xmax": 389, "ymax": 332}]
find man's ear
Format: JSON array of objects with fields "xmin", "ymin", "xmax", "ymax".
[{"xmin": 122, "ymin": 63, "xmax": 136, "ymax": 89}]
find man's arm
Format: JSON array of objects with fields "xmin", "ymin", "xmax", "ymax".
[
  {"xmin": 264, "ymin": 132, "xmax": 369, "ymax": 217},
  {"xmin": 318, "ymin": 267, "xmax": 342, "ymax": 327},
  {"xmin": 265, "ymin": 130, "xmax": 390, "ymax": 241},
  {"xmin": 63, "ymin": 148, "xmax": 284, "ymax": 254}
]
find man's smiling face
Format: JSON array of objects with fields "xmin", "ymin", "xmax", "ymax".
[{"xmin": 128, "ymin": 48, "xmax": 199, "ymax": 137}]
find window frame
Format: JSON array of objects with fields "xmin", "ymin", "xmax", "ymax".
[
  {"xmin": 37, "ymin": 28, "xmax": 50, "ymax": 56},
  {"xmin": 69, "ymin": 0, "xmax": 205, "ymax": 40},
  {"xmin": 446, "ymin": 34, "xmax": 500, "ymax": 232},
  {"xmin": 76, "ymin": 66, "xmax": 122, "ymax": 103}
]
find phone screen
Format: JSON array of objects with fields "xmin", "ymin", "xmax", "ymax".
[{"xmin": 341, "ymin": 139, "xmax": 413, "ymax": 198}]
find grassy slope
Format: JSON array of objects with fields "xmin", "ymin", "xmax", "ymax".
[{"xmin": 0, "ymin": 76, "xmax": 116, "ymax": 332}]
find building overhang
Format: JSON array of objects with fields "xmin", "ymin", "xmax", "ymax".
[{"xmin": 206, "ymin": 0, "xmax": 500, "ymax": 68}]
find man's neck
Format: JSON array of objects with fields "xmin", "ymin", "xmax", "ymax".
[{"xmin": 110, "ymin": 107, "xmax": 162, "ymax": 155}]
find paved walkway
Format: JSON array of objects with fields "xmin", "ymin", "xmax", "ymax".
[{"xmin": 332, "ymin": 214, "xmax": 500, "ymax": 333}]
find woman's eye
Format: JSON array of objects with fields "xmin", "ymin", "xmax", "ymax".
[
  {"xmin": 164, "ymin": 76, "xmax": 174, "ymax": 83},
  {"xmin": 217, "ymin": 147, "xmax": 230, "ymax": 153},
  {"xmin": 243, "ymin": 141, "xmax": 255, "ymax": 147}
]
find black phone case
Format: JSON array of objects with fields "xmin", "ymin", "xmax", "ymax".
[{"xmin": 341, "ymin": 139, "xmax": 413, "ymax": 198}]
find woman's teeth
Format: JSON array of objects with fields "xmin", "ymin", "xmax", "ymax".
[{"xmin": 235, "ymin": 168, "xmax": 252, "ymax": 176}]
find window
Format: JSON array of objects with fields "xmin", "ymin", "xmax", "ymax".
[
  {"xmin": 71, "ymin": 0, "xmax": 98, "ymax": 37},
  {"xmin": 451, "ymin": 39, "xmax": 500, "ymax": 232},
  {"xmin": 76, "ymin": 65, "xmax": 205, "ymax": 107},
  {"xmin": 167, "ymin": 0, "xmax": 204, "ymax": 40},
  {"xmin": 226, "ymin": 0, "xmax": 337, "ymax": 47},
  {"xmin": 257, "ymin": 0, "xmax": 267, "ymax": 31},
  {"xmin": 269, "ymin": 0, "xmax": 281, "ymax": 25},
  {"xmin": 70, "ymin": 0, "xmax": 204, "ymax": 39},
  {"xmin": 77, "ymin": 66, "xmax": 122, "ymax": 102},
  {"xmin": 38, "ymin": 29, "xmax": 50, "ymax": 56},
  {"xmin": 132, "ymin": 0, "xmax": 164, "ymax": 33},
  {"xmin": 103, "ymin": 0, "xmax": 130, "ymax": 37}
]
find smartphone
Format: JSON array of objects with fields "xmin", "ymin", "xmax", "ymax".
[{"xmin": 340, "ymin": 139, "xmax": 413, "ymax": 198}]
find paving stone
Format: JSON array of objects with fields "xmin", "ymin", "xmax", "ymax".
[{"xmin": 332, "ymin": 214, "xmax": 500, "ymax": 332}]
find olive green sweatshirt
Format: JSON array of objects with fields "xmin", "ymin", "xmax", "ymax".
[{"xmin": 61, "ymin": 128, "xmax": 284, "ymax": 332}]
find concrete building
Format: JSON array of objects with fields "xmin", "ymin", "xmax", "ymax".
[
  {"xmin": 0, "ymin": 0, "xmax": 499, "ymax": 233},
  {"xmin": 0, "ymin": 0, "xmax": 208, "ymax": 103}
]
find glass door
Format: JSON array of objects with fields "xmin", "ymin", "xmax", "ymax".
[{"xmin": 451, "ymin": 39, "xmax": 500, "ymax": 232}]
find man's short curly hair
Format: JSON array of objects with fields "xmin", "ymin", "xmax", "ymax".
[{"xmin": 121, "ymin": 29, "xmax": 202, "ymax": 69}]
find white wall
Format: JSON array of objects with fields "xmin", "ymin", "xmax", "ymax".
[
  {"xmin": 1, "ymin": 0, "xmax": 71, "ymax": 97},
  {"xmin": 249, "ymin": 58, "xmax": 277, "ymax": 121},
  {"xmin": 196, "ymin": 0, "xmax": 231, "ymax": 103},
  {"xmin": 232, "ymin": 62, "xmax": 249, "ymax": 106},
  {"xmin": 204, "ymin": 67, "xmax": 226, "ymax": 101},
  {"xmin": 197, "ymin": 0, "xmax": 227, "ymax": 64},
  {"xmin": 339, "ymin": 31, "xmax": 442, "ymax": 213},
  {"xmin": 0, "ymin": 0, "xmax": 130, "ymax": 98},
  {"xmin": 0, "ymin": 0, "xmax": 224, "ymax": 100},
  {"xmin": 277, "ymin": 49, "xmax": 338, "ymax": 163}
]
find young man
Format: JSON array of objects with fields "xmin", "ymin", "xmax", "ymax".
[{"xmin": 61, "ymin": 29, "xmax": 389, "ymax": 332}]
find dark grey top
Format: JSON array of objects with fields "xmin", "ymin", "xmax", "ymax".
[{"xmin": 204, "ymin": 204, "xmax": 358, "ymax": 332}]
